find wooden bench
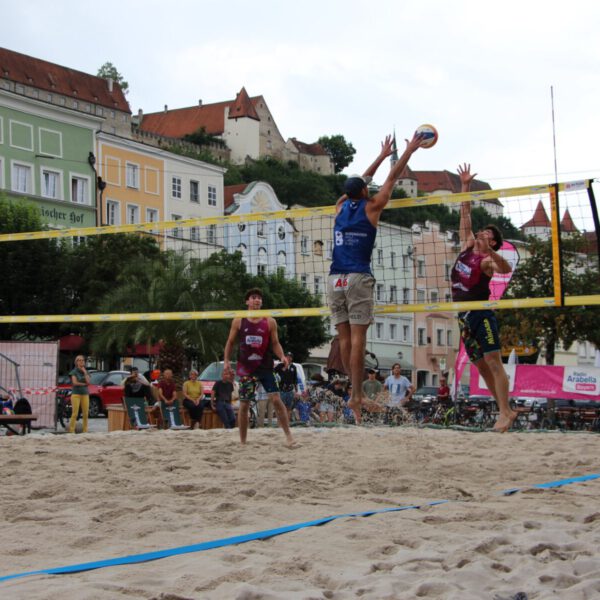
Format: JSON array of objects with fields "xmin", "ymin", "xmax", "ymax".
[
  {"xmin": 106, "ymin": 404, "xmax": 225, "ymax": 432},
  {"xmin": 0, "ymin": 414, "xmax": 37, "ymax": 435}
]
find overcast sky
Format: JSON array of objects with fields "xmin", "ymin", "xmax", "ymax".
[{"xmin": 3, "ymin": 0, "xmax": 599, "ymax": 228}]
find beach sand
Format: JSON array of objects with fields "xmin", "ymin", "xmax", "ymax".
[{"xmin": 1, "ymin": 426, "xmax": 599, "ymax": 599}]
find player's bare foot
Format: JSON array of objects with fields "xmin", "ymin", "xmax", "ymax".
[
  {"xmin": 493, "ymin": 410, "xmax": 517, "ymax": 433},
  {"xmin": 285, "ymin": 435, "xmax": 298, "ymax": 448},
  {"xmin": 348, "ymin": 398, "xmax": 363, "ymax": 424}
]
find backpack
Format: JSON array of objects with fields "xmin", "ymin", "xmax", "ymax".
[{"xmin": 13, "ymin": 397, "xmax": 32, "ymax": 414}]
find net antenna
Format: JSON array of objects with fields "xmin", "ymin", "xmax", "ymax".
[{"xmin": 551, "ymin": 85, "xmax": 558, "ymax": 183}]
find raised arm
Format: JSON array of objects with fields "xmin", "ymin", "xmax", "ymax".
[
  {"xmin": 368, "ymin": 131, "xmax": 423, "ymax": 218},
  {"xmin": 458, "ymin": 163, "xmax": 477, "ymax": 249},
  {"xmin": 362, "ymin": 135, "xmax": 394, "ymax": 180}
]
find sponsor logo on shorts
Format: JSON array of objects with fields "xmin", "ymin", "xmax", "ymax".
[
  {"xmin": 483, "ymin": 318, "xmax": 495, "ymax": 344},
  {"xmin": 333, "ymin": 276, "xmax": 348, "ymax": 289}
]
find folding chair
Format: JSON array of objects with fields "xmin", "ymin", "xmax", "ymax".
[
  {"xmin": 123, "ymin": 397, "xmax": 155, "ymax": 430},
  {"xmin": 160, "ymin": 399, "xmax": 190, "ymax": 430}
]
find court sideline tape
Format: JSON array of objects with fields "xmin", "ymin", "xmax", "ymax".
[{"xmin": 1, "ymin": 472, "xmax": 598, "ymax": 583}]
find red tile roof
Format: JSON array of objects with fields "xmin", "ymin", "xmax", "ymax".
[
  {"xmin": 224, "ymin": 183, "xmax": 249, "ymax": 209},
  {"xmin": 521, "ymin": 200, "xmax": 551, "ymax": 229},
  {"xmin": 0, "ymin": 47, "xmax": 130, "ymax": 112},
  {"xmin": 412, "ymin": 170, "xmax": 491, "ymax": 194},
  {"xmin": 228, "ymin": 87, "xmax": 259, "ymax": 121},
  {"xmin": 560, "ymin": 209, "xmax": 579, "ymax": 232},
  {"xmin": 140, "ymin": 88, "xmax": 263, "ymax": 138},
  {"xmin": 398, "ymin": 164, "xmax": 416, "ymax": 179},
  {"xmin": 289, "ymin": 138, "xmax": 329, "ymax": 156}
]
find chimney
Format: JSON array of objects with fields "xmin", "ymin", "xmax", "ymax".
[
  {"xmin": 137, "ymin": 108, "xmax": 143, "ymax": 125},
  {"xmin": 164, "ymin": 104, "xmax": 168, "ymax": 113},
  {"xmin": 198, "ymin": 99, "xmax": 203, "ymax": 106},
  {"xmin": 106, "ymin": 77, "xmax": 114, "ymax": 93}
]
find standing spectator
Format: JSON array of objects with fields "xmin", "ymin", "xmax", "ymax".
[
  {"xmin": 69, "ymin": 355, "xmax": 90, "ymax": 433},
  {"xmin": 384, "ymin": 363, "xmax": 414, "ymax": 409},
  {"xmin": 362, "ymin": 368, "xmax": 383, "ymax": 402},
  {"xmin": 182, "ymin": 369, "xmax": 205, "ymax": 429},
  {"xmin": 437, "ymin": 377, "xmax": 451, "ymax": 406},
  {"xmin": 256, "ymin": 384, "xmax": 274, "ymax": 427},
  {"xmin": 211, "ymin": 367, "xmax": 236, "ymax": 429},
  {"xmin": 275, "ymin": 351, "xmax": 298, "ymax": 421}
]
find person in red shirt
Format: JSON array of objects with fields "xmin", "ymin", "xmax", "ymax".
[{"xmin": 437, "ymin": 377, "xmax": 450, "ymax": 405}]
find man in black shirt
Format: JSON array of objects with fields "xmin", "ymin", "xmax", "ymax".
[
  {"xmin": 210, "ymin": 367, "xmax": 236, "ymax": 429},
  {"xmin": 275, "ymin": 352, "xmax": 298, "ymax": 421}
]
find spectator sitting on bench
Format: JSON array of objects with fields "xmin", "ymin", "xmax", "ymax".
[
  {"xmin": 183, "ymin": 369, "xmax": 205, "ymax": 429},
  {"xmin": 122, "ymin": 367, "xmax": 153, "ymax": 403}
]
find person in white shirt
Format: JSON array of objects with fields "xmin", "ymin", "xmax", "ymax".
[{"xmin": 384, "ymin": 363, "xmax": 414, "ymax": 408}]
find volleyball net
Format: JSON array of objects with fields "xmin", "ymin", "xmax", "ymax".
[{"xmin": 0, "ymin": 179, "xmax": 598, "ymax": 323}]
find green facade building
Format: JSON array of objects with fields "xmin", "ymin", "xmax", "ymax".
[{"xmin": 0, "ymin": 89, "xmax": 102, "ymax": 228}]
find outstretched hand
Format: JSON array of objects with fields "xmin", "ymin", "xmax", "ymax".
[
  {"xmin": 378, "ymin": 135, "xmax": 394, "ymax": 159},
  {"xmin": 404, "ymin": 131, "xmax": 424, "ymax": 154},
  {"xmin": 458, "ymin": 163, "xmax": 477, "ymax": 188}
]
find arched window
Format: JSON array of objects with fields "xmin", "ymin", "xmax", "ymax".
[{"xmin": 258, "ymin": 247, "xmax": 268, "ymax": 276}]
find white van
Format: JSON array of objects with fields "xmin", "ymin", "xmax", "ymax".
[{"xmin": 199, "ymin": 360, "xmax": 306, "ymax": 398}]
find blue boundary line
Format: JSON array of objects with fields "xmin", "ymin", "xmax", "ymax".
[{"xmin": 1, "ymin": 473, "xmax": 598, "ymax": 583}]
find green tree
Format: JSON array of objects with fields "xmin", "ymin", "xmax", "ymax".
[
  {"xmin": 97, "ymin": 62, "xmax": 129, "ymax": 95},
  {"xmin": 317, "ymin": 134, "xmax": 356, "ymax": 173},
  {"xmin": 0, "ymin": 197, "xmax": 70, "ymax": 339},
  {"xmin": 502, "ymin": 235, "xmax": 600, "ymax": 364},
  {"xmin": 91, "ymin": 251, "xmax": 329, "ymax": 368}
]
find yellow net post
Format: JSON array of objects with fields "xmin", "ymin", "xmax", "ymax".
[{"xmin": 548, "ymin": 183, "xmax": 564, "ymax": 306}]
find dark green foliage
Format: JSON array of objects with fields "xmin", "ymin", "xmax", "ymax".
[
  {"xmin": 317, "ymin": 134, "xmax": 356, "ymax": 173},
  {"xmin": 0, "ymin": 198, "xmax": 69, "ymax": 339},
  {"xmin": 502, "ymin": 235, "xmax": 600, "ymax": 364},
  {"xmin": 222, "ymin": 157, "xmax": 345, "ymax": 207},
  {"xmin": 382, "ymin": 196, "xmax": 524, "ymax": 241},
  {"xmin": 182, "ymin": 127, "xmax": 226, "ymax": 148}
]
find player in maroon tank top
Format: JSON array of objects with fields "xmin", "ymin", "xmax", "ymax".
[
  {"xmin": 224, "ymin": 288, "xmax": 295, "ymax": 446},
  {"xmin": 454, "ymin": 163, "xmax": 516, "ymax": 432}
]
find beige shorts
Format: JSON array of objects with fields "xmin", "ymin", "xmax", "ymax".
[{"xmin": 327, "ymin": 273, "xmax": 375, "ymax": 326}]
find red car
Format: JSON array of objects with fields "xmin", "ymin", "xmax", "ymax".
[{"xmin": 58, "ymin": 370, "xmax": 130, "ymax": 418}]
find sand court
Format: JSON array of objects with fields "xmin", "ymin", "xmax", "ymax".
[{"xmin": 1, "ymin": 426, "xmax": 599, "ymax": 599}]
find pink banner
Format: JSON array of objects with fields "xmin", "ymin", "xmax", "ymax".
[
  {"xmin": 470, "ymin": 364, "xmax": 600, "ymax": 401},
  {"xmin": 451, "ymin": 241, "xmax": 520, "ymax": 399}
]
